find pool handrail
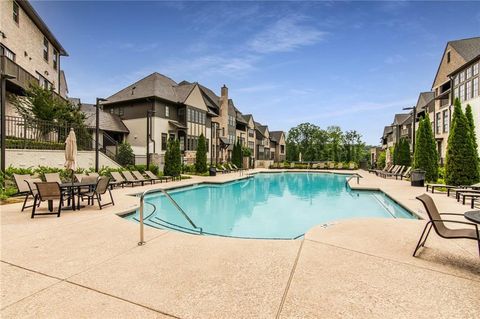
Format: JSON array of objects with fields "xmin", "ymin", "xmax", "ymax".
[
  {"xmin": 346, "ymin": 173, "xmax": 362, "ymax": 185},
  {"xmin": 138, "ymin": 188, "xmax": 202, "ymax": 245}
]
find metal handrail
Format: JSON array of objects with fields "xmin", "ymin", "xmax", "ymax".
[
  {"xmin": 346, "ymin": 173, "xmax": 363, "ymax": 185},
  {"xmin": 138, "ymin": 188, "xmax": 202, "ymax": 245}
]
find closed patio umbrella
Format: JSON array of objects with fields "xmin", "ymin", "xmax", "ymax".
[{"xmin": 64, "ymin": 128, "xmax": 77, "ymax": 183}]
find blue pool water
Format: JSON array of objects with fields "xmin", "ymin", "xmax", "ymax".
[{"xmin": 125, "ymin": 172, "xmax": 415, "ymax": 239}]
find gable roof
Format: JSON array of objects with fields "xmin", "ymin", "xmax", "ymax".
[
  {"xmin": 79, "ymin": 103, "xmax": 129, "ymax": 133},
  {"xmin": 449, "ymin": 37, "xmax": 480, "ymax": 62},
  {"xmin": 254, "ymin": 121, "xmax": 268, "ymax": 136},
  {"xmin": 383, "ymin": 126, "xmax": 393, "ymax": 137},
  {"xmin": 198, "ymin": 84, "xmax": 220, "ymax": 109},
  {"xmin": 270, "ymin": 131, "xmax": 284, "ymax": 143},
  {"xmin": 392, "ymin": 113, "xmax": 410, "ymax": 126},
  {"xmin": 415, "ymin": 91, "xmax": 435, "ymax": 111},
  {"xmin": 432, "ymin": 37, "xmax": 480, "ymax": 88}
]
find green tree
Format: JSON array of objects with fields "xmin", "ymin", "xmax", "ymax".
[
  {"xmin": 327, "ymin": 126, "xmax": 344, "ymax": 162},
  {"xmin": 392, "ymin": 145, "xmax": 398, "ymax": 165},
  {"xmin": 465, "ymin": 104, "xmax": 479, "ymax": 161},
  {"xmin": 195, "ymin": 133, "xmax": 207, "ymax": 173},
  {"xmin": 164, "ymin": 139, "xmax": 182, "ymax": 177},
  {"xmin": 396, "ymin": 138, "xmax": 411, "ymax": 166},
  {"xmin": 116, "ymin": 142, "xmax": 135, "ymax": 166},
  {"xmin": 413, "ymin": 114, "xmax": 438, "ymax": 182},
  {"xmin": 377, "ymin": 150, "xmax": 386, "ymax": 169},
  {"xmin": 445, "ymin": 99, "xmax": 480, "ymax": 185}
]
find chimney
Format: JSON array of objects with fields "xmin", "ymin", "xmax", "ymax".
[{"xmin": 221, "ymin": 84, "xmax": 228, "ymax": 100}]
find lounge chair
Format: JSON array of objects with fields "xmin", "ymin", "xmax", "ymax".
[
  {"xmin": 451, "ymin": 183, "xmax": 480, "ymax": 198},
  {"xmin": 395, "ymin": 166, "xmax": 411, "ymax": 180},
  {"xmin": 110, "ymin": 171, "xmax": 126, "ymax": 188},
  {"xmin": 121, "ymin": 171, "xmax": 145, "ymax": 187},
  {"xmin": 456, "ymin": 191, "xmax": 480, "ymax": 208},
  {"xmin": 415, "ymin": 194, "xmax": 479, "ymax": 256},
  {"xmin": 13, "ymin": 174, "xmax": 36, "ymax": 211},
  {"xmin": 383, "ymin": 165, "xmax": 404, "ymax": 179},
  {"xmin": 160, "ymin": 175, "xmax": 173, "ymax": 182},
  {"xmin": 425, "ymin": 183, "xmax": 456, "ymax": 194},
  {"xmin": 132, "ymin": 171, "xmax": 154, "ymax": 184},
  {"xmin": 31, "ymin": 182, "xmax": 64, "ymax": 218},
  {"xmin": 232, "ymin": 163, "xmax": 245, "ymax": 172},
  {"xmin": 82, "ymin": 177, "xmax": 114, "ymax": 209},
  {"xmin": 220, "ymin": 164, "xmax": 231, "ymax": 173},
  {"xmin": 374, "ymin": 164, "xmax": 393, "ymax": 176},
  {"xmin": 377, "ymin": 165, "xmax": 397, "ymax": 177},
  {"xmin": 318, "ymin": 163, "xmax": 326, "ymax": 169},
  {"xmin": 145, "ymin": 171, "xmax": 162, "ymax": 183},
  {"xmin": 227, "ymin": 163, "xmax": 238, "ymax": 172}
]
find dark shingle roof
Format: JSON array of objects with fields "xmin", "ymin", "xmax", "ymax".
[
  {"xmin": 254, "ymin": 121, "xmax": 268, "ymax": 136},
  {"xmin": 449, "ymin": 37, "xmax": 480, "ymax": 63},
  {"xmin": 392, "ymin": 113, "xmax": 410, "ymax": 126},
  {"xmin": 383, "ymin": 126, "xmax": 393, "ymax": 137},
  {"xmin": 80, "ymin": 104, "xmax": 129, "ymax": 133},
  {"xmin": 236, "ymin": 112, "xmax": 248, "ymax": 125},
  {"xmin": 415, "ymin": 92, "xmax": 435, "ymax": 111},
  {"xmin": 270, "ymin": 131, "xmax": 284, "ymax": 143}
]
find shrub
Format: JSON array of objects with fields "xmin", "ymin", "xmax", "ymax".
[
  {"xmin": 445, "ymin": 99, "xmax": 480, "ymax": 185},
  {"xmin": 164, "ymin": 139, "xmax": 181, "ymax": 177},
  {"xmin": 116, "ymin": 142, "xmax": 135, "ymax": 166},
  {"xmin": 413, "ymin": 114, "xmax": 438, "ymax": 182},
  {"xmin": 195, "ymin": 134, "xmax": 208, "ymax": 173},
  {"xmin": 396, "ymin": 138, "xmax": 411, "ymax": 166},
  {"xmin": 377, "ymin": 151, "xmax": 386, "ymax": 169}
]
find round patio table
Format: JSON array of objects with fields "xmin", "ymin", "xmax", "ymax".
[{"xmin": 464, "ymin": 210, "xmax": 480, "ymax": 224}]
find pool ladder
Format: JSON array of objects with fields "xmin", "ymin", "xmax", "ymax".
[
  {"xmin": 345, "ymin": 173, "xmax": 362, "ymax": 186},
  {"xmin": 138, "ymin": 188, "xmax": 202, "ymax": 245}
]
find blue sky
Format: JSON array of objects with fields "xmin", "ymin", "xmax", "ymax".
[{"xmin": 32, "ymin": 1, "xmax": 480, "ymax": 144}]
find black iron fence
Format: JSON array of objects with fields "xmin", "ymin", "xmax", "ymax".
[{"xmin": 5, "ymin": 115, "xmax": 93, "ymax": 151}]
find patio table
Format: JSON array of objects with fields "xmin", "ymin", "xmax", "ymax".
[
  {"xmin": 60, "ymin": 182, "xmax": 97, "ymax": 211},
  {"xmin": 464, "ymin": 210, "xmax": 480, "ymax": 224}
]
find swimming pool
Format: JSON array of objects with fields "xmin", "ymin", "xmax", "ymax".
[{"xmin": 125, "ymin": 172, "xmax": 415, "ymax": 239}]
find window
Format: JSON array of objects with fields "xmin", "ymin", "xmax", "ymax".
[
  {"xmin": 474, "ymin": 63, "xmax": 479, "ymax": 76},
  {"xmin": 206, "ymin": 139, "xmax": 209, "ymax": 152},
  {"xmin": 436, "ymin": 113, "xmax": 441, "ymax": 134},
  {"xmin": 453, "ymin": 75, "xmax": 459, "ymax": 86},
  {"xmin": 248, "ymin": 141, "xmax": 254, "ymax": 150},
  {"xmin": 37, "ymin": 73, "xmax": 51, "ymax": 90},
  {"xmin": 466, "ymin": 66, "xmax": 472, "ymax": 80},
  {"xmin": 43, "ymin": 37, "xmax": 49, "ymax": 61},
  {"xmin": 165, "ymin": 106, "xmax": 169, "ymax": 118},
  {"xmin": 281, "ymin": 145, "xmax": 285, "ymax": 154},
  {"xmin": 53, "ymin": 50, "xmax": 58, "ymax": 70},
  {"xmin": 454, "ymin": 86, "xmax": 459, "ymax": 100},
  {"xmin": 473, "ymin": 78, "xmax": 479, "ymax": 97},
  {"xmin": 459, "ymin": 71, "xmax": 465, "ymax": 83},
  {"xmin": 447, "ymin": 51, "xmax": 451, "ymax": 63},
  {"xmin": 0, "ymin": 45, "xmax": 15, "ymax": 61},
  {"xmin": 161, "ymin": 133, "xmax": 167, "ymax": 150},
  {"xmin": 443, "ymin": 110, "xmax": 449, "ymax": 133},
  {"xmin": 13, "ymin": 1, "xmax": 19, "ymax": 23},
  {"xmin": 459, "ymin": 84, "xmax": 465, "ymax": 101},
  {"xmin": 466, "ymin": 80, "xmax": 472, "ymax": 100}
]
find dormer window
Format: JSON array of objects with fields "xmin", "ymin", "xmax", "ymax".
[{"xmin": 43, "ymin": 37, "xmax": 49, "ymax": 61}]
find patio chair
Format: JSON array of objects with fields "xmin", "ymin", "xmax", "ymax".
[
  {"xmin": 227, "ymin": 163, "xmax": 238, "ymax": 172},
  {"xmin": 451, "ymin": 183, "xmax": 480, "ymax": 198},
  {"xmin": 457, "ymin": 191, "xmax": 480, "ymax": 209},
  {"xmin": 216, "ymin": 166, "xmax": 227, "ymax": 174},
  {"xmin": 377, "ymin": 165, "xmax": 397, "ymax": 177},
  {"xmin": 74, "ymin": 174, "xmax": 87, "ymax": 182},
  {"xmin": 132, "ymin": 171, "xmax": 154, "ymax": 184},
  {"xmin": 425, "ymin": 183, "xmax": 456, "ymax": 194},
  {"xmin": 81, "ymin": 177, "xmax": 114, "ymax": 210},
  {"xmin": 220, "ymin": 164, "xmax": 231, "ymax": 173},
  {"xmin": 395, "ymin": 166, "xmax": 411, "ymax": 180},
  {"xmin": 374, "ymin": 164, "xmax": 393, "ymax": 176},
  {"xmin": 13, "ymin": 174, "xmax": 36, "ymax": 211},
  {"xmin": 232, "ymin": 163, "xmax": 245, "ymax": 171},
  {"xmin": 31, "ymin": 182, "xmax": 64, "ymax": 218},
  {"xmin": 110, "ymin": 171, "xmax": 127, "ymax": 188},
  {"xmin": 122, "ymin": 171, "xmax": 145, "ymax": 187},
  {"xmin": 78, "ymin": 176, "xmax": 99, "ymax": 205},
  {"xmin": 414, "ymin": 194, "xmax": 479, "ymax": 257},
  {"xmin": 160, "ymin": 175, "xmax": 173, "ymax": 182},
  {"xmin": 145, "ymin": 171, "xmax": 162, "ymax": 183},
  {"xmin": 88, "ymin": 172, "xmax": 99, "ymax": 179},
  {"xmin": 44, "ymin": 173, "xmax": 62, "ymax": 184}
]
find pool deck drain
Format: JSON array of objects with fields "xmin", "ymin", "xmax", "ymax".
[{"xmin": 1, "ymin": 169, "xmax": 479, "ymax": 318}]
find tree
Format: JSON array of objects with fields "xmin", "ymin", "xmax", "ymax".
[
  {"xmin": 396, "ymin": 138, "xmax": 411, "ymax": 166},
  {"xmin": 164, "ymin": 139, "xmax": 181, "ymax": 177},
  {"xmin": 413, "ymin": 114, "xmax": 438, "ymax": 182},
  {"xmin": 195, "ymin": 134, "xmax": 207, "ymax": 173},
  {"xmin": 327, "ymin": 126, "xmax": 344, "ymax": 162},
  {"xmin": 377, "ymin": 150, "xmax": 386, "ymax": 169},
  {"xmin": 465, "ymin": 104, "xmax": 479, "ymax": 161},
  {"xmin": 116, "ymin": 142, "xmax": 135, "ymax": 166},
  {"xmin": 445, "ymin": 99, "xmax": 480, "ymax": 185}
]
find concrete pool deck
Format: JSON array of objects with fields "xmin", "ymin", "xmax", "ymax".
[{"xmin": 1, "ymin": 169, "xmax": 479, "ymax": 318}]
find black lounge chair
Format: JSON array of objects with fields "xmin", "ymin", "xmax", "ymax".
[
  {"xmin": 415, "ymin": 194, "xmax": 479, "ymax": 257},
  {"xmin": 121, "ymin": 171, "xmax": 145, "ymax": 187},
  {"xmin": 132, "ymin": 171, "xmax": 154, "ymax": 184},
  {"xmin": 145, "ymin": 171, "xmax": 162, "ymax": 183}
]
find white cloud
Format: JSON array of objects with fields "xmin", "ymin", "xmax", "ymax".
[{"xmin": 248, "ymin": 15, "xmax": 327, "ymax": 54}]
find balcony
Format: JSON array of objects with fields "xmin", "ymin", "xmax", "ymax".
[{"xmin": 2, "ymin": 56, "xmax": 39, "ymax": 91}]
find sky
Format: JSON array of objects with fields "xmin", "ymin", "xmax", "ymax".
[{"xmin": 31, "ymin": 0, "xmax": 480, "ymax": 145}]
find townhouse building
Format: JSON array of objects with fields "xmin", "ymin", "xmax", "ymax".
[
  {"xmin": 269, "ymin": 131, "xmax": 286, "ymax": 162},
  {"xmin": 430, "ymin": 37, "xmax": 480, "ymax": 163},
  {"xmin": 1, "ymin": 0, "xmax": 68, "ymax": 117}
]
